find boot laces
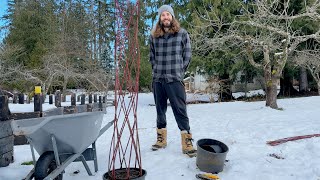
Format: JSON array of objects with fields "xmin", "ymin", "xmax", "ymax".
[
  {"xmin": 157, "ymin": 133, "xmax": 163, "ymax": 143},
  {"xmin": 185, "ymin": 138, "xmax": 194, "ymax": 147}
]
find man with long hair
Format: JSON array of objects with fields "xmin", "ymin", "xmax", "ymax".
[{"xmin": 149, "ymin": 5, "xmax": 196, "ymax": 157}]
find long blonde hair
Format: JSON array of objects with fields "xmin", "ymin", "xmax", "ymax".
[{"xmin": 151, "ymin": 17, "xmax": 181, "ymax": 38}]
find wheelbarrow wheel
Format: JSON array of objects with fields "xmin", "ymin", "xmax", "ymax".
[{"xmin": 34, "ymin": 151, "xmax": 63, "ymax": 180}]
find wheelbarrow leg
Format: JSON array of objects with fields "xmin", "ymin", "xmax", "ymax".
[
  {"xmin": 79, "ymin": 155, "xmax": 93, "ymax": 176},
  {"xmin": 29, "ymin": 141, "xmax": 37, "ymax": 166},
  {"xmin": 22, "ymin": 138, "xmax": 36, "ymax": 180},
  {"xmin": 92, "ymin": 141, "xmax": 98, "ymax": 172},
  {"xmin": 51, "ymin": 134, "xmax": 61, "ymax": 167},
  {"xmin": 22, "ymin": 167, "xmax": 35, "ymax": 180}
]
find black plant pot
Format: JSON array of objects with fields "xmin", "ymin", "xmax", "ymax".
[
  {"xmin": 103, "ymin": 168, "xmax": 147, "ymax": 180},
  {"xmin": 196, "ymin": 138, "xmax": 229, "ymax": 173}
]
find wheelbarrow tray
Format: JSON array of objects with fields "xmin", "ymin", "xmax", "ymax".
[{"xmin": 11, "ymin": 111, "xmax": 105, "ymax": 155}]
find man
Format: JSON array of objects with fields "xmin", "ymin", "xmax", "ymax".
[{"xmin": 149, "ymin": 4, "xmax": 196, "ymax": 157}]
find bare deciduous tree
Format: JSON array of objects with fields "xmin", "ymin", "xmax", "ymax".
[
  {"xmin": 76, "ymin": 62, "xmax": 111, "ymax": 93},
  {"xmin": 294, "ymin": 47, "xmax": 320, "ymax": 95},
  {"xmin": 0, "ymin": 43, "xmax": 24, "ymax": 88},
  {"xmin": 39, "ymin": 31, "xmax": 111, "ymax": 94},
  {"xmin": 191, "ymin": 0, "xmax": 320, "ymax": 109}
]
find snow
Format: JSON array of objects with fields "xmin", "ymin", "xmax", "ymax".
[
  {"xmin": 1, "ymin": 93, "xmax": 320, "ymax": 180},
  {"xmin": 275, "ymin": 52, "xmax": 284, "ymax": 56}
]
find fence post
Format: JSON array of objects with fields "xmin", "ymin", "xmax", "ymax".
[
  {"xmin": 94, "ymin": 94, "xmax": 97, "ymax": 103},
  {"xmin": 81, "ymin": 94, "xmax": 85, "ymax": 105},
  {"xmin": 49, "ymin": 95, "xmax": 53, "ymax": 104},
  {"xmin": 71, "ymin": 93, "xmax": 76, "ymax": 106},
  {"xmin": 98, "ymin": 96, "xmax": 103, "ymax": 110},
  {"xmin": 34, "ymin": 94, "xmax": 42, "ymax": 112},
  {"xmin": 89, "ymin": 94, "xmax": 93, "ymax": 104},
  {"xmin": 55, "ymin": 91, "xmax": 61, "ymax": 107},
  {"xmin": 18, "ymin": 94, "xmax": 24, "ymax": 104},
  {"xmin": 0, "ymin": 95, "xmax": 14, "ymax": 167}
]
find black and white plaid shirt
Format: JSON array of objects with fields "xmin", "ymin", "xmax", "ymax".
[{"xmin": 149, "ymin": 28, "xmax": 191, "ymax": 83}]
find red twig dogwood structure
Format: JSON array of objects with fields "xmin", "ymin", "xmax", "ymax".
[
  {"xmin": 106, "ymin": 0, "xmax": 145, "ymax": 179},
  {"xmin": 267, "ymin": 134, "xmax": 320, "ymax": 146}
]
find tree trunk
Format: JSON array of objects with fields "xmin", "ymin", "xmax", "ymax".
[
  {"xmin": 299, "ymin": 67, "xmax": 308, "ymax": 94},
  {"xmin": 62, "ymin": 78, "xmax": 68, "ymax": 94},
  {"xmin": 41, "ymin": 84, "xmax": 47, "ymax": 103},
  {"xmin": 270, "ymin": 78, "xmax": 279, "ymax": 109},
  {"xmin": 263, "ymin": 46, "xmax": 278, "ymax": 109},
  {"xmin": 279, "ymin": 72, "xmax": 299, "ymax": 97},
  {"xmin": 265, "ymin": 75, "xmax": 279, "ymax": 109},
  {"xmin": 318, "ymin": 82, "xmax": 320, "ymax": 96},
  {"xmin": 220, "ymin": 82, "xmax": 233, "ymax": 101},
  {"xmin": 244, "ymin": 73, "xmax": 248, "ymax": 98},
  {"xmin": 43, "ymin": 74, "xmax": 55, "ymax": 97},
  {"xmin": 219, "ymin": 74, "xmax": 233, "ymax": 101},
  {"xmin": 264, "ymin": 69, "xmax": 278, "ymax": 108},
  {"xmin": 62, "ymin": 77, "xmax": 69, "ymax": 102}
]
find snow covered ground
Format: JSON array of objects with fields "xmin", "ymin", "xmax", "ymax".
[{"xmin": 1, "ymin": 92, "xmax": 320, "ymax": 180}]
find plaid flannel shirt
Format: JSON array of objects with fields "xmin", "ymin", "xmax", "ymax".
[{"xmin": 149, "ymin": 28, "xmax": 191, "ymax": 83}]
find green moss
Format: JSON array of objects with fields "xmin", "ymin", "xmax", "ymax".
[
  {"xmin": 267, "ymin": 80, "xmax": 273, "ymax": 87},
  {"xmin": 21, "ymin": 161, "xmax": 33, "ymax": 165}
]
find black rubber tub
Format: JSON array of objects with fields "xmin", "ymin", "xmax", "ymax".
[
  {"xmin": 103, "ymin": 168, "xmax": 147, "ymax": 180},
  {"xmin": 196, "ymin": 139, "xmax": 229, "ymax": 173}
]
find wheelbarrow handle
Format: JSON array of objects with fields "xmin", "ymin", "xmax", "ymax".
[{"xmin": 98, "ymin": 120, "xmax": 114, "ymax": 138}]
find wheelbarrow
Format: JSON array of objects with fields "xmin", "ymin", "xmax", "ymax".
[{"xmin": 11, "ymin": 111, "xmax": 114, "ymax": 180}]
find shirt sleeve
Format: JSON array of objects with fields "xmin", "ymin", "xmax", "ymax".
[
  {"xmin": 182, "ymin": 31, "xmax": 191, "ymax": 71},
  {"xmin": 149, "ymin": 35, "xmax": 155, "ymax": 69}
]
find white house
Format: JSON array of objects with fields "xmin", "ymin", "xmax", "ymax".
[{"xmin": 184, "ymin": 71, "xmax": 264, "ymax": 93}]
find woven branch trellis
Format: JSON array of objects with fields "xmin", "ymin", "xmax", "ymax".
[{"xmin": 106, "ymin": 0, "xmax": 144, "ymax": 179}]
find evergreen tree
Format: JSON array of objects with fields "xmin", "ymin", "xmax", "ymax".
[
  {"xmin": 4, "ymin": 0, "xmax": 58, "ymax": 68},
  {"xmin": 138, "ymin": 0, "xmax": 152, "ymax": 91},
  {"xmin": 188, "ymin": 0, "xmax": 243, "ymax": 100}
]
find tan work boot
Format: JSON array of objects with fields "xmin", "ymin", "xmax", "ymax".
[
  {"xmin": 151, "ymin": 128, "xmax": 167, "ymax": 151},
  {"xmin": 181, "ymin": 131, "xmax": 197, "ymax": 157}
]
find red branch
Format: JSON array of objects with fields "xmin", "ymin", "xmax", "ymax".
[
  {"xmin": 108, "ymin": 0, "xmax": 142, "ymax": 179},
  {"xmin": 267, "ymin": 134, "xmax": 320, "ymax": 146}
]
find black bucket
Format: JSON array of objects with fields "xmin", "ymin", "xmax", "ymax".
[{"xmin": 196, "ymin": 139, "xmax": 229, "ymax": 173}]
